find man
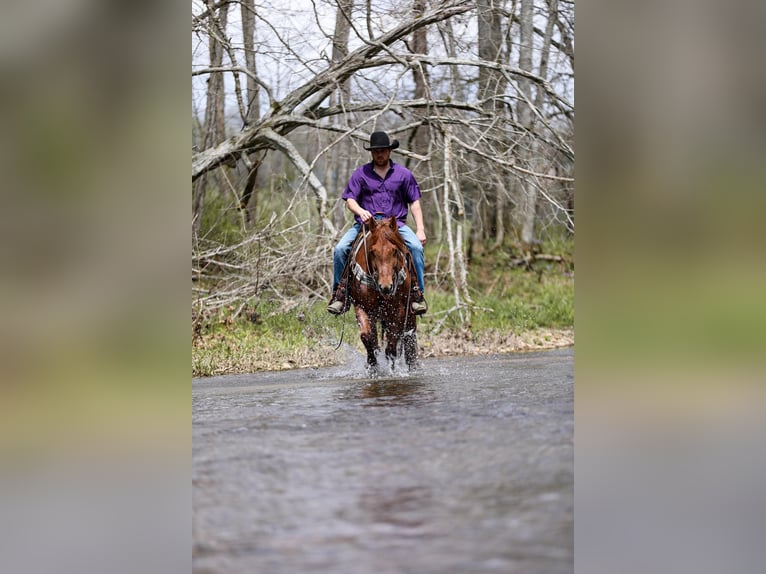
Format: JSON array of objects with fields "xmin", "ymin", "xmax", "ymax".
[{"xmin": 327, "ymin": 131, "xmax": 428, "ymax": 316}]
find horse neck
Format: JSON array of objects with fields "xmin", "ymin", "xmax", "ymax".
[{"xmin": 353, "ymin": 229, "xmax": 373, "ymax": 272}]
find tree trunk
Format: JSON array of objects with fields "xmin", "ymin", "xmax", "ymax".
[
  {"xmin": 238, "ymin": 0, "xmax": 263, "ymax": 223},
  {"xmin": 408, "ymin": 0, "xmax": 429, "ymax": 172},
  {"xmin": 477, "ymin": 0, "xmax": 509, "ymax": 247},
  {"xmin": 328, "ymin": 0, "xmax": 354, "ymax": 232},
  {"xmin": 193, "ymin": 1, "xmax": 230, "ymax": 238},
  {"xmin": 439, "ymin": 128, "xmax": 472, "ymax": 331},
  {"xmin": 517, "ymin": 0, "xmax": 538, "ymax": 246},
  {"xmin": 212, "ymin": 6, "xmax": 230, "ymax": 197},
  {"xmin": 331, "ymin": 0, "xmax": 353, "ymax": 105},
  {"xmin": 241, "ymin": 0, "xmax": 260, "ymax": 127},
  {"xmin": 477, "ymin": 0, "xmax": 505, "ymax": 108},
  {"xmin": 494, "ymin": 178, "xmax": 506, "ymax": 247}
]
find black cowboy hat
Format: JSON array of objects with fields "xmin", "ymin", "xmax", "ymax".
[{"xmin": 364, "ymin": 131, "xmax": 400, "ymax": 151}]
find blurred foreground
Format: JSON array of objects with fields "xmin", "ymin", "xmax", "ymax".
[
  {"xmin": 0, "ymin": 2, "xmax": 189, "ymax": 573},
  {"xmin": 577, "ymin": 1, "xmax": 766, "ymax": 572}
]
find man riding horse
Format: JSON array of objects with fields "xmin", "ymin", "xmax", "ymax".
[{"xmin": 327, "ymin": 131, "xmax": 428, "ymax": 316}]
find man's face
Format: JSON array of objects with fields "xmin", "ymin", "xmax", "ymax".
[{"xmin": 371, "ymin": 148, "xmax": 391, "ymax": 167}]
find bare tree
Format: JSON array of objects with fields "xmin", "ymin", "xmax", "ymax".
[
  {"xmin": 191, "ymin": 0, "xmax": 574, "ymax": 312},
  {"xmin": 406, "ymin": 0, "xmax": 429, "ymax": 173},
  {"xmin": 516, "ymin": 0, "xmax": 538, "ymax": 247},
  {"xmin": 237, "ymin": 0, "xmax": 265, "ymax": 223},
  {"xmin": 477, "ymin": 0, "xmax": 510, "ymax": 247},
  {"xmin": 433, "ymin": 126, "xmax": 473, "ymax": 333},
  {"xmin": 328, "ymin": 0, "xmax": 354, "ymax": 231},
  {"xmin": 193, "ymin": 1, "xmax": 230, "ymax": 238}
]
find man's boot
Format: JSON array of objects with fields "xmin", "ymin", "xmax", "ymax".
[
  {"xmin": 327, "ymin": 280, "xmax": 350, "ymax": 315},
  {"xmin": 410, "ymin": 284, "xmax": 427, "ymax": 315},
  {"xmin": 406, "ymin": 255, "xmax": 427, "ymax": 315}
]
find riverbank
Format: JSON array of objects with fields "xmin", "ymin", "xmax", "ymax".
[{"xmin": 193, "ymin": 326, "xmax": 573, "ymax": 377}]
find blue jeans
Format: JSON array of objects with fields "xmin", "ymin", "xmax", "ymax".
[{"xmin": 333, "ymin": 223, "xmax": 425, "ymax": 293}]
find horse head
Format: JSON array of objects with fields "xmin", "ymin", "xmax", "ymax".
[{"xmin": 366, "ymin": 217, "xmax": 405, "ymax": 296}]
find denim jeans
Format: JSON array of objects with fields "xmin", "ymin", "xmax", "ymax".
[{"xmin": 333, "ymin": 223, "xmax": 425, "ymax": 293}]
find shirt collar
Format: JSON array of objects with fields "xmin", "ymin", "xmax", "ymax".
[{"xmin": 367, "ymin": 159, "xmax": 395, "ymax": 177}]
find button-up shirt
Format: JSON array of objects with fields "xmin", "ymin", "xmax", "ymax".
[{"xmin": 342, "ymin": 160, "xmax": 421, "ymax": 227}]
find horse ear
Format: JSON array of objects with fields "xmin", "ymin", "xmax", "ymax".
[
  {"xmin": 389, "ymin": 217, "xmax": 397, "ymax": 231},
  {"xmin": 367, "ymin": 217, "xmax": 376, "ymax": 230}
]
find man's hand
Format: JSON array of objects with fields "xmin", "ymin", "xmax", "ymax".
[
  {"xmin": 357, "ymin": 209, "xmax": 373, "ymax": 223},
  {"xmin": 346, "ymin": 198, "xmax": 372, "ymax": 222},
  {"xmin": 416, "ymin": 229, "xmax": 427, "ymax": 245}
]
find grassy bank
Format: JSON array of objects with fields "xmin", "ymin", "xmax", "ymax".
[{"xmin": 192, "ymin": 243, "xmax": 574, "ymax": 377}]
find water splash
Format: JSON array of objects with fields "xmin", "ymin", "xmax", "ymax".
[
  {"xmin": 310, "ymin": 343, "xmax": 368, "ymax": 380},
  {"xmin": 314, "ymin": 343, "xmax": 422, "ymax": 381}
]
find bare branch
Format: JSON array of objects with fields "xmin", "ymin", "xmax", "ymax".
[
  {"xmin": 192, "ymin": 0, "xmax": 473, "ymax": 179},
  {"xmin": 193, "ymin": 65, "xmax": 275, "ymax": 105},
  {"xmin": 259, "ymin": 128, "xmax": 338, "ymax": 236}
]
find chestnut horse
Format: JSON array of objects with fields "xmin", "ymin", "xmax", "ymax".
[{"xmin": 348, "ymin": 217, "xmax": 418, "ymax": 372}]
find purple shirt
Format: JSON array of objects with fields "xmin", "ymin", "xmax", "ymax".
[{"xmin": 342, "ymin": 160, "xmax": 421, "ymax": 227}]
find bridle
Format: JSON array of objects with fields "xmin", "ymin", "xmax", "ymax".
[{"xmin": 351, "ymin": 226, "xmax": 408, "ymax": 296}]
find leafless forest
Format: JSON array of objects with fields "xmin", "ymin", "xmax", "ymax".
[{"xmin": 192, "ymin": 0, "xmax": 574, "ymax": 316}]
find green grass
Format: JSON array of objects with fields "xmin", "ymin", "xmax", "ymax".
[
  {"xmin": 193, "ymin": 300, "xmax": 352, "ymax": 377},
  {"xmin": 421, "ymin": 230, "xmax": 574, "ymax": 333},
  {"xmin": 418, "ymin": 266, "xmax": 573, "ymax": 334}
]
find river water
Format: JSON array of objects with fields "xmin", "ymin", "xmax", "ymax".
[{"xmin": 193, "ymin": 348, "xmax": 573, "ymax": 573}]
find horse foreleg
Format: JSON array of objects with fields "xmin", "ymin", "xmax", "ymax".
[
  {"xmin": 402, "ymin": 328, "xmax": 418, "ymax": 370},
  {"xmin": 384, "ymin": 327, "xmax": 399, "ymax": 370},
  {"xmin": 355, "ymin": 308, "xmax": 378, "ymax": 368}
]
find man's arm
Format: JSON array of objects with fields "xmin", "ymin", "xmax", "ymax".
[
  {"xmin": 346, "ymin": 198, "xmax": 373, "ymax": 223},
  {"xmin": 410, "ymin": 200, "xmax": 426, "ymax": 245}
]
